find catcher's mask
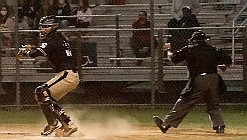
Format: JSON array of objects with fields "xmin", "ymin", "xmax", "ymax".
[
  {"xmin": 182, "ymin": 6, "xmax": 191, "ymax": 18},
  {"xmin": 189, "ymin": 30, "xmax": 210, "ymax": 43},
  {"xmin": 39, "ymin": 15, "xmax": 60, "ymax": 39}
]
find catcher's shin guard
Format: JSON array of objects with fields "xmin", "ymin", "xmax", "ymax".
[
  {"xmin": 34, "ymin": 84, "xmax": 59, "ymax": 135},
  {"xmin": 52, "ymin": 104, "xmax": 78, "ymax": 137},
  {"xmin": 52, "ymin": 103, "xmax": 73, "ymax": 131},
  {"xmin": 40, "ymin": 100, "xmax": 59, "ymax": 136},
  {"xmin": 53, "ymin": 104, "xmax": 71, "ymax": 124},
  {"xmin": 40, "ymin": 100, "xmax": 58, "ymax": 126}
]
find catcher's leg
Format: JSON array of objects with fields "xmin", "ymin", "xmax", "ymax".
[
  {"xmin": 53, "ymin": 104, "xmax": 78, "ymax": 137},
  {"xmin": 53, "ymin": 104, "xmax": 71, "ymax": 125},
  {"xmin": 34, "ymin": 84, "xmax": 59, "ymax": 136}
]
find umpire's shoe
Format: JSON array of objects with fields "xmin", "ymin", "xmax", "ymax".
[
  {"xmin": 153, "ymin": 116, "xmax": 171, "ymax": 133},
  {"xmin": 213, "ymin": 125, "xmax": 225, "ymax": 134},
  {"xmin": 41, "ymin": 121, "xmax": 59, "ymax": 136}
]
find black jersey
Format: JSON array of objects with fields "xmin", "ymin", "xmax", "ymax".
[
  {"xmin": 171, "ymin": 41, "xmax": 232, "ymax": 77},
  {"xmin": 29, "ymin": 32, "xmax": 77, "ymax": 73}
]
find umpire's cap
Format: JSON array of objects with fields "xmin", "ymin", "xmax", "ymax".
[{"xmin": 190, "ymin": 30, "xmax": 210, "ymax": 41}]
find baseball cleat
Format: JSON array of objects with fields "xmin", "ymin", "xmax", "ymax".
[
  {"xmin": 214, "ymin": 125, "xmax": 225, "ymax": 134},
  {"xmin": 153, "ymin": 116, "xmax": 171, "ymax": 133},
  {"xmin": 41, "ymin": 123, "xmax": 59, "ymax": 136},
  {"xmin": 62, "ymin": 122, "xmax": 78, "ymax": 137}
]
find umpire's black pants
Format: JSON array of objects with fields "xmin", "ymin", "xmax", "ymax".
[{"xmin": 163, "ymin": 73, "xmax": 225, "ymax": 128}]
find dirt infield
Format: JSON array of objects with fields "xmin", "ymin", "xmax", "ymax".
[{"xmin": 1, "ymin": 124, "xmax": 247, "ymax": 140}]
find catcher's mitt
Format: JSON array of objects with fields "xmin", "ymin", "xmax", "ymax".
[{"xmin": 17, "ymin": 44, "xmax": 32, "ymax": 58}]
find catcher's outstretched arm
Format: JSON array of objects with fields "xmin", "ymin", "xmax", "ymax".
[{"xmin": 17, "ymin": 44, "xmax": 33, "ymax": 58}]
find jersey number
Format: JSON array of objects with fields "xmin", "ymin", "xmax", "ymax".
[
  {"xmin": 40, "ymin": 43, "xmax": 47, "ymax": 48},
  {"xmin": 65, "ymin": 50, "xmax": 72, "ymax": 56}
]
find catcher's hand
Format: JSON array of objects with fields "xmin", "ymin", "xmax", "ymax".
[
  {"xmin": 17, "ymin": 49, "xmax": 30, "ymax": 57},
  {"xmin": 17, "ymin": 44, "xmax": 33, "ymax": 58}
]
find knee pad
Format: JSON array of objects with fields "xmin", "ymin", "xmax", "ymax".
[{"xmin": 34, "ymin": 83, "xmax": 50, "ymax": 103}]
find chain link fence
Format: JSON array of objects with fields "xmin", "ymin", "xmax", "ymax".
[{"xmin": 0, "ymin": 0, "xmax": 246, "ymax": 107}]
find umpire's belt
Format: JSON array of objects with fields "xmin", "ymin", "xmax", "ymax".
[
  {"xmin": 191, "ymin": 72, "xmax": 215, "ymax": 77},
  {"xmin": 198, "ymin": 72, "xmax": 215, "ymax": 76}
]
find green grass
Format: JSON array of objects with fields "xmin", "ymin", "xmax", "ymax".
[
  {"xmin": 1, "ymin": 106, "xmax": 246, "ymax": 140},
  {"xmin": 0, "ymin": 105, "xmax": 247, "ymax": 130},
  {"xmin": 83, "ymin": 105, "xmax": 245, "ymax": 131},
  {"xmin": 0, "ymin": 108, "xmax": 43, "ymax": 124}
]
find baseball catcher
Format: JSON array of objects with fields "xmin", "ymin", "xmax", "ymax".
[
  {"xmin": 153, "ymin": 31, "xmax": 232, "ymax": 134},
  {"xmin": 17, "ymin": 15, "xmax": 79, "ymax": 137}
]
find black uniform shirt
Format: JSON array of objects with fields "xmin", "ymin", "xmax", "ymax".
[
  {"xmin": 171, "ymin": 41, "xmax": 232, "ymax": 77},
  {"xmin": 29, "ymin": 32, "xmax": 77, "ymax": 73}
]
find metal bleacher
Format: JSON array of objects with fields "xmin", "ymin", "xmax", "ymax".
[
  {"xmin": 1, "ymin": 1, "xmax": 245, "ymax": 83},
  {"xmin": 1, "ymin": 56, "xmax": 243, "ymax": 83},
  {"xmin": 85, "ymin": 2, "xmax": 243, "ymax": 81}
]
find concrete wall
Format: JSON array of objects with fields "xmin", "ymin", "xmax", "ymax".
[
  {"xmin": 88, "ymin": 0, "xmax": 171, "ymax": 5},
  {"xmin": 126, "ymin": 0, "xmax": 171, "ymax": 4}
]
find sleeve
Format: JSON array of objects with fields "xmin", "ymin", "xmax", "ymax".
[
  {"xmin": 2, "ymin": 18, "xmax": 14, "ymax": 39},
  {"xmin": 29, "ymin": 40, "xmax": 57, "ymax": 58},
  {"xmin": 132, "ymin": 21, "xmax": 137, "ymax": 29},
  {"xmin": 4, "ymin": 18, "xmax": 14, "ymax": 31},
  {"xmin": 147, "ymin": 20, "xmax": 151, "ymax": 28},
  {"xmin": 190, "ymin": 15, "xmax": 201, "ymax": 27},
  {"xmin": 216, "ymin": 49, "xmax": 232, "ymax": 65},
  {"xmin": 171, "ymin": 46, "xmax": 189, "ymax": 63},
  {"xmin": 28, "ymin": 49, "xmax": 44, "ymax": 58},
  {"xmin": 132, "ymin": 21, "xmax": 138, "ymax": 36},
  {"xmin": 85, "ymin": 8, "xmax": 93, "ymax": 24}
]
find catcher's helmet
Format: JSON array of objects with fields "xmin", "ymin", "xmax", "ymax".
[
  {"xmin": 39, "ymin": 15, "xmax": 60, "ymax": 39},
  {"xmin": 190, "ymin": 31, "xmax": 209, "ymax": 41},
  {"xmin": 39, "ymin": 15, "xmax": 60, "ymax": 29}
]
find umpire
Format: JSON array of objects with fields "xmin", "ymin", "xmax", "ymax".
[{"xmin": 153, "ymin": 31, "xmax": 232, "ymax": 134}]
